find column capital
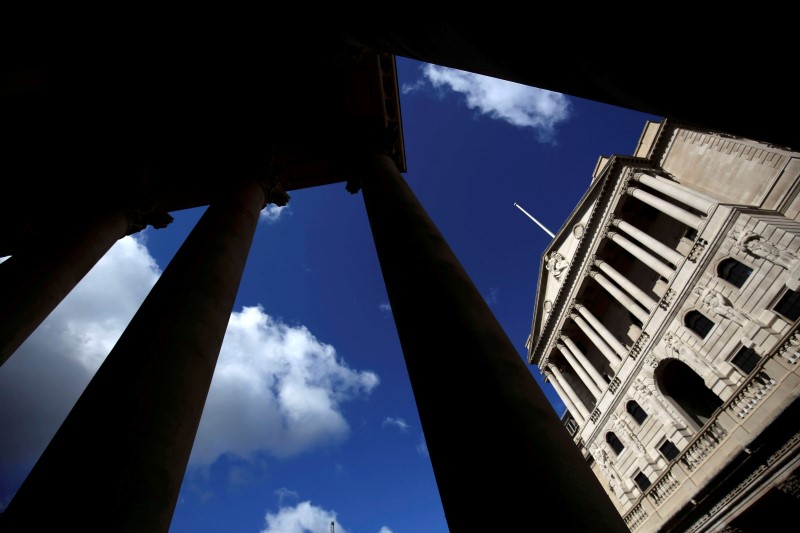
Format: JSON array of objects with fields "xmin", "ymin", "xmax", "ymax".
[
  {"xmin": 124, "ymin": 204, "xmax": 175, "ymax": 235},
  {"xmin": 258, "ymin": 170, "xmax": 291, "ymax": 207}
]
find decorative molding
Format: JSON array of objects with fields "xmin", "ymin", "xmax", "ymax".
[
  {"xmin": 687, "ymin": 238, "xmax": 709, "ymax": 263},
  {"xmin": 608, "ymin": 376, "xmax": 622, "ymax": 395},
  {"xmin": 629, "ymin": 333, "xmax": 650, "ymax": 360},
  {"xmin": 659, "ymin": 289, "xmax": 677, "ymax": 310},
  {"xmin": 590, "ymin": 408, "xmax": 602, "ymax": 423}
]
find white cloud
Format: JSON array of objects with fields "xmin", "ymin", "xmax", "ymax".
[
  {"xmin": 260, "ymin": 203, "xmax": 290, "ymax": 223},
  {"xmin": 189, "ymin": 305, "xmax": 379, "ymax": 464},
  {"xmin": 378, "ymin": 527, "xmax": 394, "ymax": 533},
  {"xmin": 260, "ymin": 501, "xmax": 347, "ymax": 533},
  {"xmin": 417, "ymin": 436, "xmax": 429, "ymax": 457},
  {"xmin": 419, "ymin": 64, "xmax": 571, "ymax": 143},
  {"xmin": 382, "ymin": 417, "xmax": 409, "ymax": 433},
  {"xmin": 275, "ymin": 487, "xmax": 299, "ymax": 506},
  {"xmin": 378, "ymin": 302, "xmax": 391, "ymax": 313},
  {"xmin": 0, "ymin": 234, "xmax": 379, "ymax": 508},
  {"xmin": 0, "ymin": 235, "xmax": 159, "ymax": 506}
]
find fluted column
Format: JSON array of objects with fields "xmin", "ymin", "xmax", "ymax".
[
  {"xmin": 0, "ymin": 207, "xmax": 170, "ymax": 367},
  {"xmin": 557, "ymin": 343, "xmax": 602, "ymax": 398},
  {"xmin": 1, "ymin": 177, "xmax": 270, "ymax": 532},
  {"xmin": 561, "ymin": 336, "xmax": 608, "ymax": 391},
  {"xmin": 612, "ymin": 218, "xmax": 683, "ymax": 266},
  {"xmin": 571, "ymin": 311, "xmax": 623, "ymax": 366},
  {"xmin": 594, "ymin": 260, "xmax": 658, "ymax": 313},
  {"xmin": 549, "ymin": 365, "xmax": 591, "ymax": 420},
  {"xmin": 574, "ymin": 303, "xmax": 628, "ymax": 357},
  {"xmin": 357, "ymin": 153, "xmax": 628, "ymax": 532},
  {"xmin": 607, "ymin": 231, "xmax": 674, "ymax": 279},
  {"xmin": 634, "ymin": 172, "xmax": 715, "ymax": 214},
  {"xmin": 546, "ymin": 370, "xmax": 586, "ymax": 425},
  {"xmin": 627, "ymin": 187, "xmax": 704, "ymax": 229},
  {"xmin": 589, "ymin": 270, "xmax": 649, "ymax": 323}
]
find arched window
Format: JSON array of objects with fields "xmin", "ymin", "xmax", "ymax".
[
  {"xmin": 606, "ymin": 432, "xmax": 624, "ymax": 455},
  {"xmin": 626, "ymin": 400, "xmax": 648, "ymax": 425},
  {"xmin": 685, "ymin": 310, "xmax": 714, "ymax": 339},
  {"xmin": 717, "ymin": 258, "xmax": 753, "ymax": 288}
]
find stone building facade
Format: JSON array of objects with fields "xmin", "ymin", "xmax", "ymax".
[{"xmin": 527, "ymin": 119, "xmax": 800, "ymax": 531}]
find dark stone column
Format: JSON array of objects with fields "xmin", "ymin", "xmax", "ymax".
[
  {"xmin": 0, "ymin": 178, "xmax": 272, "ymax": 532},
  {"xmin": 357, "ymin": 154, "xmax": 629, "ymax": 532},
  {"xmin": 0, "ymin": 209, "xmax": 131, "ymax": 367},
  {"xmin": 0, "ymin": 204, "xmax": 173, "ymax": 367}
]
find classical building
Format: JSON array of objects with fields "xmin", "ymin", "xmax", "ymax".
[
  {"xmin": 2, "ymin": 22, "xmax": 797, "ymax": 531},
  {"xmin": 527, "ymin": 118, "xmax": 800, "ymax": 531}
]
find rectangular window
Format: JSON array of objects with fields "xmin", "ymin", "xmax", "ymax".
[
  {"xmin": 565, "ymin": 416, "xmax": 579, "ymax": 437},
  {"xmin": 730, "ymin": 346, "xmax": 761, "ymax": 374},
  {"xmin": 658, "ymin": 440, "xmax": 680, "ymax": 462},
  {"xmin": 633, "ymin": 472, "xmax": 651, "ymax": 492},
  {"xmin": 774, "ymin": 289, "xmax": 800, "ymax": 321}
]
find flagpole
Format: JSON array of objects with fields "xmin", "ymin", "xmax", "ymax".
[{"xmin": 514, "ymin": 203, "xmax": 555, "ymax": 238}]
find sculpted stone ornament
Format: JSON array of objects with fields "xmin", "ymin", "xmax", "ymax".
[
  {"xmin": 633, "ymin": 378, "xmax": 652, "ymax": 398},
  {"xmin": 590, "ymin": 444, "xmax": 618, "ymax": 492},
  {"xmin": 662, "ymin": 332, "xmax": 697, "ymax": 361},
  {"xmin": 730, "ymin": 229, "xmax": 798, "ymax": 268},
  {"xmin": 545, "ymin": 251, "xmax": 569, "ymax": 281},
  {"xmin": 694, "ymin": 286, "xmax": 750, "ymax": 326}
]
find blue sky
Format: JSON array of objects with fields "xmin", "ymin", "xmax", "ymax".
[{"xmin": 0, "ymin": 57, "xmax": 660, "ymax": 532}]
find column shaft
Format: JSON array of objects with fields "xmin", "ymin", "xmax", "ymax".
[
  {"xmin": 635, "ymin": 172, "xmax": 715, "ymax": 214},
  {"xmin": 547, "ymin": 372, "xmax": 586, "ymax": 425},
  {"xmin": 558, "ymin": 343, "xmax": 602, "ymax": 398},
  {"xmin": 562, "ymin": 336, "xmax": 608, "ymax": 391},
  {"xmin": 549, "ymin": 367, "xmax": 591, "ymax": 421},
  {"xmin": 628, "ymin": 187, "xmax": 703, "ymax": 229},
  {"xmin": 613, "ymin": 218, "xmax": 684, "ymax": 266},
  {"xmin": 575, "ymin": 303, "xmax": 628, "ymax": 357},
  {"xmin": 608, "ymin": 231, "xmax": 674, "ymax": 279},
  {"xmin": 0, "ymin": 209, "xmax": 131, "ymax": 367},
  {"xmin": 595, "ymin": 260, "xmax": 658, "ymax": 312},
  {"xmin": 1, "ymin": 179, "xmax": 267, "ymax": 532},
  {"xmin": 359, "ymin": 154, "xmax": 628, "ymax": 532},
  {"xmin": 572, "ymin": 312, "xmax": 623, "ymax": 366},
  {"xmin": 590, "ymin": 270, "xmax": 649, "ymax": 323}
]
